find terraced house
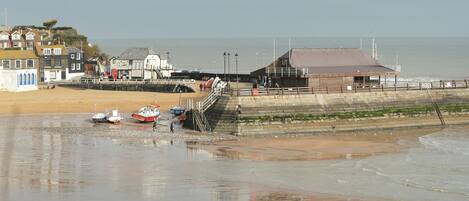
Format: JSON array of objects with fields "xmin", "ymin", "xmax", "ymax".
[
  {"xmin": 66, "ymin": 47, "xmax": 85, "ymax": 80},
  {"xmin": 36, "ymin": 45, "xmax": 68, "ymax": 82},
  {"xmin": 0, "ymin": 49, "xmax": 39, "ymax": 92}
]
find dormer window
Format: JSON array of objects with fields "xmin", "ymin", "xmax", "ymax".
[
  {"xmin": 43, "ymin": 48, "xmax": 52, "ymax": 55},
  {"xmin": 76, "ymin": 53, "xmax": 81, "ymax": 60},
  {"xmin": 71, "ymin": 54, "xmax": 75, "ymax": 59},
  {"xmin": 0, "ymin": 34, "xmax": 8, "ymax": 40},
  {"xmin": 53, "ymin": 48, "xmax": 62, "ymax": 55},
  {"xmin": 12, "ymin": 34, "xmax": 21, "ymax": 40},
  {"xmin": 26, "ymin": 33, "xmax": 35, "ymax": 40}
]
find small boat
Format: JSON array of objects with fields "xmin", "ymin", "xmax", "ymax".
[
  {"xmin": 132, "ymin": 104, "xmax": 161, "ymax": 123},
  {"xmin": 107, "ymin": 109, "xmax": 123, "ymax": 124},
  {"xmin": 92, "ymin": 113, "xmax": 107, "ymax": 123},
  {"xmin": 170, "ymin": 106, "xmax": 185, "ymax": 116}
]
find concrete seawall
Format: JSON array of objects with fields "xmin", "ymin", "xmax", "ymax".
[{"xmin": 205, "ymin": 89, "xmax": 469, "ymax": 135}]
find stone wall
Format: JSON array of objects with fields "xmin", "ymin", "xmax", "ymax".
[{"xmin": 205, "ymin": 89, "xmax": 469, "ymax": 135}]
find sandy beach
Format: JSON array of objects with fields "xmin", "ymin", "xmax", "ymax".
[
  {"xmin": 190, "ymin": 127, "xmax": 442, "ymax": 161},
  {"xmin": 0, "ymin": 87, "xmax": 206, "ymax": 115}
]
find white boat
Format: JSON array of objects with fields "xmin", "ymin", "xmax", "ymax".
[
  {"xmin": 92, "ymin": 113, "xmax": 107, "ymax": 123},
  {"xmin": 107, "ymin": 109, "xmax": 123, "ymax": 124}
]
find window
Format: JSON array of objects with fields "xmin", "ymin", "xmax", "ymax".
[
  {"xmin": 27, "ymin": 60, "xmax": 34, "ymax": 68},
  {"xmin": 76, "ymin": 63, "xmax": 81, "ymax": 70},
  {"xmin": 50, "ymin": 71, "xmax": 56, "ymax": 79},
  {"xmin": 3, "ymin": 60, "xmax": 10, "ymax": 69},
  {"xmin": 15, "ymin": 60, "xmax": 21, "ymax": 69},
  {"xmin": 71, "ymin": 63, "xmax": 75, "ymax": 70},
  {"xmin": 26, "ymin": 33, "xmax": 35, "ymax": 40},
  {"xmin": 76, "ymin": 53, "xmax": 81, "ymax": 60},
  {"xmin": 0, "ymin": 34, "xmax": 8, "ymax": 40},
  {"xmin": 44, "ymin": 59, "xmax": 52, "ymax": 67},
  {"xmin": 71, "ymin": 54, "xmax": 75, "ymax": 59},
  {"xmin": 55, "ymin": 58, "xmax": 61, "ymax": 66},
  {"xmin": 12, "ymin": 34, "xmax": 21, "ymax": 40},
  {"xmin": 43, "ymin": 48, "xmax": 52, "ymax": 55},
  {"xmin": 53, "ymin": 48, "xmax": 62, "ymax": 55},
  {"xmin": 32, "ymin": 73, "xmax": 35, "ymax": 85}
]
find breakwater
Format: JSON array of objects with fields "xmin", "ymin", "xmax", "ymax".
[
  {"xmin": 203, "ymin": 88, "xmax": 469, "ymax": 135},
  {"xmin": 59, "ymin": 79, "xmax": 197, "ymax": 93}
]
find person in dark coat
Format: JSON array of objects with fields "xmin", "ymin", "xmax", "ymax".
[{"xmin": 170, "ymin": 122, "xmax": 174, "ymax": 133}]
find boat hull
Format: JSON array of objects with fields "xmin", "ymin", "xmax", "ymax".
[{"xmin": 131, "ymin": 113, "xmax": 159, "ymax": 123}]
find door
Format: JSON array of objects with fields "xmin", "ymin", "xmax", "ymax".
[{"xmin": 61, "ymin": 70, "xmax": 66, "ymax": 80}]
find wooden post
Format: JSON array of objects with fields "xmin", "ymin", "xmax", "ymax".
[
  {"xmin": 354, "ymin": 84, "xmax": 357, "ymax": 93},
  {"xmin": 419, "ymin": 82, "xmax": 422, "ymax": 90},
  {"xmin": 326, "ymin": 86, "xmax": 329, "ymax": 94},
  {"xmin": 431, "ymin": 82, "xmax": 433, "ymax": 90},
  {"xmin": 465, "ymin": 80, "xmax": 468, "ymax": 88},
  {"xmin": 406, "ymin": 83, "xmax": 409, "ymax": 90},
  {"xmin": 311, "ymin": 87, "xmax": 314, "ymax": 94},
  {"xmin": 267, "ymin": 88, "xmax": 269, "ymax": 95},
  {"xmin": 381, "ymin": 84, "xmax": 384, "ymax": 92},
  {"xmin": 296, "ymin": 87, "xmax": 300, "ymax": 95},
  {"xmin": 340, "ymin": 85, "xmax": 343, "ymax": 93}
]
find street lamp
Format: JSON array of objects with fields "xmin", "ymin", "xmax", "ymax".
[
  {"xmin": 223, "ymin": 52, "xmax": 226, "ymax": 81},
  {"xmin": 227, "ymin": 53, "xmax": 231, "ymax": 82},
  {"xmin": 235, "ymin": 53, "xmax": 239, "ymax": 91}
]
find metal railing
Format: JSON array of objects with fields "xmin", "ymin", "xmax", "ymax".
[{"xmin": 225, "ymin": 79, "xmax": 469, "ymax": 96}]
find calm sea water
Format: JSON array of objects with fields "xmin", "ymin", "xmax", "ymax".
[
  {"xmin": 94, "ymin": 37, "xmax": 469, "ymax": 80},
  {"xmin": 1, "ymin": 114, "xmax": 469, "ymax": 201}
]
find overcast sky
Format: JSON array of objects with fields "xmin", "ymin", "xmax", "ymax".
[{"xmin": 2, "ymin": 0, "xmax": 468, "ymax": 39}]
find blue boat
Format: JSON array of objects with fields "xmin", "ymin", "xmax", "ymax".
[{"xmin": 170, "ymin": 106, "xmax": 185, "ymax": 116}]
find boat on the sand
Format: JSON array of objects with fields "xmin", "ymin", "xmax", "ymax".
[
  {"xmin": 170, "ymin": 106, "xmax": 185, "ymax": 116},
  {"xmin": 107, "ymin": 109, "xmax": 124, "ymax": 124},
  {"xmin": 132, "ymin": 104, "xmax": 161, "ymax": 123},
  {"xmin": 92, "ymin": 113, "xmax": 107, "ymax": 123}
]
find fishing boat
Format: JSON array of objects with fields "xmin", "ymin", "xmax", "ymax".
[
  {"xmin": 92, "ymin": 113, "xmax": 107, "ymax": 123},
  {"xmin": 131, "ymin": 104, "xmax": 161, "ymax": 123},
  {"xmin": 170, "ymin": 106, "xmax": 185, "ymax": 116},
  {"xmin": 107, "ymin": 109, "xmax": 123, "ymax": 124}
]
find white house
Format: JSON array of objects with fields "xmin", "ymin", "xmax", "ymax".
[
  {"xmin": 0, "ymin": 49, "xmax": 38, "ymax": 92},
  {"xmin": 114, "ymin": 48, "xmax": 173, "ymax": 80}
]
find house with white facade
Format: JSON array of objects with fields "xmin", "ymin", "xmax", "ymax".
[
  {"xmin": 0, "ymin": 49, "xmax": 38, "ymax": 92},
  {"xmin": 113, "ymin": 48, "xmax": 173, "ymax": 80}
]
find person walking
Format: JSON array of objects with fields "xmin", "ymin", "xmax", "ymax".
[
  {"xmin": 153, "ymin": 119, "xmax": 158, "ymax": 132},
  {"xmin": 170, "ymin": 122, "xmax": 174, "ymax": 133}
]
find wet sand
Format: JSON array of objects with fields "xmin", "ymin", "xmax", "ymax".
[
  {"xmin": 190, "ymin": 127, "xmax": 442, "ymax": 161},
  {"xmin": 0, "ymin": 87, "xmax": 206, "ymax": 115}
]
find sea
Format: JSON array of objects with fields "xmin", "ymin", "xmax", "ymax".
[
  {"xmin": 1, "ymin": 114, "xmax": 469, "ymax": 201},
  {"xmin": 94, "ymin": 37, "xmax": 469, "ymax": 80}
]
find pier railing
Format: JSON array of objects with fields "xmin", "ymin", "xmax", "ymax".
[{"xmin": 226, "ymin": 79, "xmax": 469, "ymax": 96}]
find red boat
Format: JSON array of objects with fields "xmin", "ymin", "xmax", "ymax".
[{"xmin": 131, "ymin": 104, "xmax": 161, "ymax": 123}]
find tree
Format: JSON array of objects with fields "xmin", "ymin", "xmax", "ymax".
[{"xmin": 43, "ymin": 19, "xmax": 58, "ymax": 30}]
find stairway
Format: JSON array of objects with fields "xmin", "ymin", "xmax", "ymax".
[
  {"xmin": 192, "ymin": 88, "xmax": 224, "ymax": 132},
  {"xmin": 427, "ymin": 90, "xmax": 446, "ymax": 126}
]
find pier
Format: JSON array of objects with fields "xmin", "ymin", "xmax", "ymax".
[{"xmin": 187, "ymin": 79, "xmax": 469, "ymax": 135}]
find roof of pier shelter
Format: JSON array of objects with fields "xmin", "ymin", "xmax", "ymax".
[{"xmin": 251, "ymin": 48, "xmax": 398, "ymax": 77}]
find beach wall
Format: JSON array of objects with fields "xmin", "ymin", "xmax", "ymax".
[
  {"xmin": 205, "ymin": 89, "xmax": 469, "ymax": 135},
  {"xmin": 60, "ymin": 81, "xmax": 196, "ymax": 93}
]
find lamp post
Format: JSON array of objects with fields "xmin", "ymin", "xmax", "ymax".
[
  {"xmin": 223, "ymin": 52, "xmax": 226, "ymax": 81},
  {"xmin": 235, "ymin": 53, "xmax": 239, "ymax": 91},
  {"xmin": 227, "ymin": 53, "xmax": 231, "ymax": 82}
]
